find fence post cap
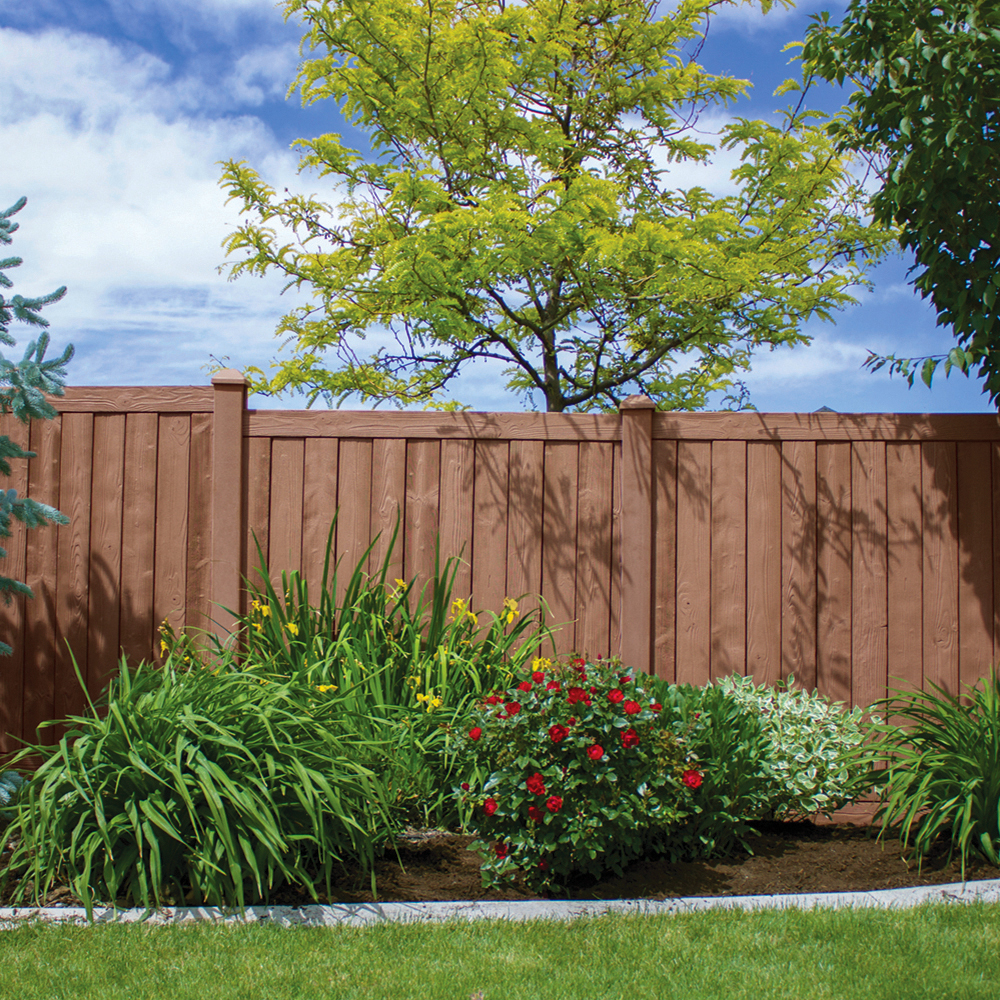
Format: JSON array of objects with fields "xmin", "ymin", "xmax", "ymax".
[
  {"xmin": 620, "ymin": 394, "xmax": 656, "ymax": 411},
  {"xmin": 211, "ymin": 369, "xmax": 249, "ymax": 386}
]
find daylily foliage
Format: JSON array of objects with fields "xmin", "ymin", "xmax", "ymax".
[{"xmin": 219, "ymin": 0, "xmax": 892, "ymax": 411}]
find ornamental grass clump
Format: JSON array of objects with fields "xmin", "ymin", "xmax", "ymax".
[
  {"xmin": 0, "ymin": 651, "xmax": 396, "ymax": 918},
  {"xmin": 455, "ymin": 657, "xmax": 703, "ymax": 890},
  {"xmin": 869, "ymin": 668, "xmax": 1000, "ymax": 879}
]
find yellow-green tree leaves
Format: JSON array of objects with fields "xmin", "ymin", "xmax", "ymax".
[{"xmin": 219, "ymin": 0, "xmax": 892, "ymax": 411}]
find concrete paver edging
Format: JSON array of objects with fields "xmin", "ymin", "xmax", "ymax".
[{"xmin": 2, "ymin": 879, "xmax": 1000, "ymax": 929}]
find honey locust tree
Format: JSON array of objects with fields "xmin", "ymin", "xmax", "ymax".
[
  {"xmin": 802, "ymin": 0, "xmax": 1000, "ymax": 405},
  {"xmin": 218, "ymin": 0, "xmax": 892, "ymax": 412}
]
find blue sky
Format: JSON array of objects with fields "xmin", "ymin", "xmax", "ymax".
[{"xmin": 0, "ymin": 0, "xmax": 993, "ymax": 413}]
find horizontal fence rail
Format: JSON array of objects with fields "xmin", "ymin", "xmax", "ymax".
[{"xmin": 2, "ymin": 373, "xmax": 999, "ymax": 753}]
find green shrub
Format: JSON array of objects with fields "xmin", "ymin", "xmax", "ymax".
[
  {"xmin": 716, "ymin": 674, "xmax": 877, "ymax": 820},
  {"xmin": 869, "ymin": 669, "xmax": 1000, "ymax": 878},
  {"xmin": 649, "ymin": 681, "xmax": 774, "ymax": 857},
  {"xmin": 455, "ymin": 657, "xmax": 702, "ymax": 890},
  {"xmin": 0, "ymin": 652, "xmax": 396, "ymax": 917}
]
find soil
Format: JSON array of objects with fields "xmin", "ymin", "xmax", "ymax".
[{"xmin": 4, "ymin": 819, "xmax": 1000, "ymax": 909}]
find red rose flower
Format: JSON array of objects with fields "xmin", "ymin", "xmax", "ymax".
[
  {"xmin": 589, "ymin": 686, "xmax": 597, "ymax": 694},
  {"xmin": 623, "ymin": 700, "xmax": 641, "ymax": 715},
  {"xmin": 468, "ymin": 727, "xmax": 483, "ymax": 741},
  {"xmin": 460, "ymin": 782, "xmax": 470, "ymax": 791},
  {"xmin": 546, "ymin": 796, "xmax": 563, "ymax": 813},
  {"xmin": 484, "ymin": 695, "xmax": 502, "ymax": 705},
  {"xmin": 526, "ymin": 772, "xmax": 546, "ymax": 796},
  {"xmin": 567, "ymin": 717, "xmax": 576, "ymax": 725},
  {"xmin": 621, "ymin": 728, "xmax": 640, "ymax": 748},
  {"xmin": 517, "ymin": 681, "xmax": 533, "ymax": 692},
  {"xmin": 651, "ymin": 702, "xmax": 662, "ymax": 712},
  {"xmin": 572, "ymin": 657, "xmax": 586, "ymax": 667},
  {"xmin": 549, "ymin": 724, "xmax": 569, "ymax": 743},
  {"xmin": 607, "ymin": 689, "xmax": 624, "ymax": 704},
  {"xmin": 483, "ymin": 798, "xmax": 498, "ymax": 815},
  {"xmin": 587, "ymin": 744, "xmax": 604, "ymax": 760},
  {"xmin": 532, "ymin": 671, "xmax": 546, "ymax": 683},
  {"xmin": 545, "ymin": 680, "xmax": 561, "ymax": 691},
  {"xmin": 505, "ymin": 702, "xmax": 521, "ymax": 715},
  {"xmin": 528, "ymin": 805, "xmax": 543, "ymax": 822},
  {"xmin": 567, "ymin": 687, "xmax": 591, "ymax": 706},
  {"xmin": 495, "ymin": 842, "xmax": 508, "ymax": 859},
  {"xmin": 682, "ymin": 769, "xmax": 703, "ymax": 789},
  {"xmin": 619, "ymin": 674, "xmax": 630, "ymax": 684}
]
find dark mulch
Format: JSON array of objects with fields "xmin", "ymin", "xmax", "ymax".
[{"xmin": 4, "ymin": 820, "xmax": 999, "ymax": 909}]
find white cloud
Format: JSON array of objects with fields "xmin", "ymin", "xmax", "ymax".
[{"xmin": 0, "ymin": 26, "xmax": 326, "ymax": 402}]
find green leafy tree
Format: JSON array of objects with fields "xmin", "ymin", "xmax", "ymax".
[
  {"xmin": 219, "ymin": 0, "xmax": 892, "ymax": 412},
  {"xmin": 802, "ymin": 1, "xmax": 1000, "ymax": 404},
  {"xmin": 0, "ymin": 197, "xmax": 74, "ymax": 657}
]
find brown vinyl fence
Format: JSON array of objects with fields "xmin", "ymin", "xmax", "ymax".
[{"xmin": 2, "ymin": 371, "xmax": 999, "ymax": 753}]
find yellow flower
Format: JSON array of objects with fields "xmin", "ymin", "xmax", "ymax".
[
  {"xmin": 253, "ymin": 622, "xmax": 264, "ymax": 633},
  {"xmin": 160, "ymin": 639, "xmax": 169, "ymax": 656},
  {"xmin": 503, "ymin": 597, "xmax": 519, "ymax": 625},
  {"xmin": 532, "ymin": 656, "xmax": 552, "ymax": 672},
  {"xmin": 260, "ymin": 605, "xmax": 271, "ymax": 618},
  {"xmin": 285, "ymin": 622, "xmax": 299, "ymax": 636},
  {"xmin": 316, "ymin": 684, "xmax": 338, "ymax": 694}
]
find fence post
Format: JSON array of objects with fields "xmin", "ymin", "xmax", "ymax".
[
  {"xmin": 619, "ymin": 395, "xmax": 655, "ymax": 676},
  {"xmin": 211, "ymin": 370, "xmax": 248, "ymax": 648}
]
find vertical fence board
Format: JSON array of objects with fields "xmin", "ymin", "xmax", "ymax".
[
  {"xmin": 119, "ymin": 413, "xmax": 157, "ymax": 669},
  {"xmin": 995, "ymin": 443, "xmax": 1000, "ymax": 668},
  {"xmin": 922, "ymin": 441, "xmax": 959, "ymax": 693},
  {"xmin": 852, "ymin": 441, "xmax": 888, "ymax": 709},
  {"xmin": 542, "ymin": 442, "xmax": 578, "ymax": 652},
  {"xmin": 153, "ymin": 415, "xmax": 190, "ymax": 660},
  {"xmin": 710, "ymin": 440, "xmax": 746, "ymax": 680},
  {"xmin": 675, "ymin": 441, "xmax": 712, "ymax": 685},
  {"xmin": 957, "ymin": 441, "xmax": 994, "ymax": 691},
  {"xmin": 405, "ymin": 440, "xmax": 441, "ymax": 585},
  {"xmin": 473, "ymin": 440, "xmax": 510, "ymax": 618},
  {"xmin": 335, "ymin": 440, "xmax": 372, "ymax": 605},
  {"xmin": 506, "ymin": 440, "xmax": 544, "ymax": 621},
  {"xmin": 302, "ymin": 438, "xmax": 339, "ymax": 600},
  {"xmin": 609, "ymin": 441, "xmax": 623, "ymax": 668},
  {"xmin": 370, "ymin": 439, "xmax": 406, "ymax": 581},
  {"xmin": 439, "ymin": 439, "xmax": 475, "ymax": 598},
  {"xmin": 22, "ymin": 418, "xmax": 62, "ymax": 745},
  {"xmin": 87, "ymin": 415, "xmax": 124, "ymax": 695},
  {"xmin": 186, "ymin": 412, "xmax": 213, "ymax": 636},
  {"xmin": 746, "ymin": 442, "xmax": 782, "ymax": 688},
  {"xmin": 781, "ymin": 441, "xmax": 817, "ymax": 689},
  {"xmin": 816, "ymin": 443, "xmax": 852, "ymax": 705},
  {"xmin": 243, "ymin": 437, "xmax": 272, "ymax": 607},
  {"xmin": 886, "ymin": 442, "xmax": 924, "ymax": 696},
  {"xmin": 652, "ymin": 439, "xmax": 678, "ymax": 683},
  {"xmin": 267, "ymin": 438, "xmax": 305, "ymax": 590},
  {"xmin": 575, "ymin": 442, "xmax": 614, "ymax": 661},
  {"xmin": 54, "ymin": 413, "xmax": 93, "ymax": 721},
  {"xmin": 0, "ymin": 414, "xmax": 29, "ymax": 756}
]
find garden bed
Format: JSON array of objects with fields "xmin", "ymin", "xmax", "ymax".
[{"xmin": 5, "ymin": 820, "xmax": 998, "ymax": 909}]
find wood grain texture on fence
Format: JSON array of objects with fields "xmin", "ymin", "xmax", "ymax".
[{"xmin": 4, "ymin": 386, "xmax": 1000, "ymax": 760}]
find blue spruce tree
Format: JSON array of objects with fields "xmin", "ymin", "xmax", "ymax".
[{"xmin": 0, "ymin": 196, "xmax": 74, "ymax": 656}]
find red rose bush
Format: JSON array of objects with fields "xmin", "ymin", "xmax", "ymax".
[{"xmin": 455, "ymin": 656, "xmax": 702, "ymax": 889}]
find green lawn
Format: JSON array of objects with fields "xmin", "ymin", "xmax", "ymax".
[{"xmin": 2, "ymin": 903, "xmax": 999, "ymax": 1000}]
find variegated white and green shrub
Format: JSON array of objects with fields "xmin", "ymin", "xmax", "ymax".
[{"xmin": 717, "ymin": 674, "xmax": 878, "ymax": 820}]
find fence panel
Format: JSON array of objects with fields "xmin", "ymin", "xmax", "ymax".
[{"xmin": 4, "ymin": 378, "xmax": 1000, "ymax": 759}]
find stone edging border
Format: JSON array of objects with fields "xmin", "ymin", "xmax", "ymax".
[{"xmin": 2, "ymin": 879, "xmax": 1000, "ymax": 929}]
